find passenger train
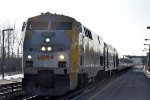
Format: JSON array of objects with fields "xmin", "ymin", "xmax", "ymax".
[{"xmin": 22, "ymin": 12, "xmax": 133, "ymax": 96}]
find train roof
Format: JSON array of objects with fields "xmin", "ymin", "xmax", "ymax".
[
  {"xmin": 27, "ymin": 12, "xmax": 105, "ymax": 46},
  {"xmin": 104, "ymin": 42, "xmax": 113, "ymax": 48},
  {"xmin": 104, "ymin": 42, "xmax": 118, "ymax": 52},
  {"xmin": 28, "ymin": 12, "xmax": 75, "ymax": 22}
]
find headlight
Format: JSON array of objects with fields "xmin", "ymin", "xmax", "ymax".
[
  {"xmin": 59, "ymin": 55, "xmax": 64, "ymax": 60},
  {"xmin": 45, "ymin": 37, "xmax": 51, "ymax": 43},
  {"xmin": 47, "ymin": 46, "xmax": 52, "ymax": 51},
  {"xmin": 27, "ymin": 55, "xmax": 32, "ymax": 59},
  {"xmin": 41, "ymin": 46, "xmax": 46, "ymax": 51}
]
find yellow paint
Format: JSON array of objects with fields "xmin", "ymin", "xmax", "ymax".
[
  {"xmin": 61, "ymin": 15, "xmax": 79, "ymax": 80},
  {"xmin": 69, "ymin": 21, "xmax": 79, "ymax": 80},
  {"xmin": 66, "ymin": 30, "xmax": 73, "ymax": 42},
  {"xmin": 70, "ymin": 41, "xmax": 79, "ymax": 80},
  {"xmin": 61, "ymin": 16, "xmax": 79, "ymax": 80}
]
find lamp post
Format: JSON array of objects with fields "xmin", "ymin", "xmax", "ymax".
[
  {"xmin": 145, "ymin": 39, "xmax": 150, "ymax": 41},
  {"xmin": 143, "ymin": 48, "xmax": 148, "ymax": 54},
  {"xmin": 144, "ymin": 44, "xmax": 150, "ymax": 67},
  {"xmin": 147, "ymin": 26, "xmax": 150, "ymax": 29},
  {"xmin": 143, "ymin": 49, "xmax": 148, "ymax": 67},
  {"xmin": 2, "ymin": 28, "xmax": 13, "ymax": 79},
  {"xmin": 143, "ymin": 49, "xmax": 148, "ymax": 54}
]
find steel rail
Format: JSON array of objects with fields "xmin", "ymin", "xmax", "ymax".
[{"xmin": 0, "ymin": 82, "xmax": 22, "ymax": 100}]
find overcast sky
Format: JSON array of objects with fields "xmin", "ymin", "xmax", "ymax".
[{"xmin": 0, "ymin": 0, "xmax": 150, "ymax": 56}]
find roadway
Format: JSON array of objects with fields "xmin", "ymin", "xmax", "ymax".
[{"xmin": 74, "ymin": 66, "xmax": 150, "ymax": 100}]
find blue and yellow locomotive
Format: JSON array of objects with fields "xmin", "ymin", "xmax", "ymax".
[{"xmin": 22, "ymin": 12, "xmax": 132, "ymax": 96}]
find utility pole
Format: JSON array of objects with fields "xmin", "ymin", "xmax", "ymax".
[
  {"xmin": 146, "ymin": 26, "xmax": 150, "ymax": 68},
  {"xmin": 144, "ymin": 44, "xmax": 150, "ymax": 67},
  {"xmin": 147, "ymin": 26, "xmax": 150, "ymax": 29},
  {"xmin": 8, "ymin": 31, "xmax": 10, "ymax": 58},
  {"xmin": 2, "ymin": 28, "xmax": 13, "ymax": 79},
  {"xmin": 18, "ymin": 40, "xmax": 21, "ymax": 58}
]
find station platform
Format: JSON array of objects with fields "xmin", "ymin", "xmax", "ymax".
[
  {"xmin": 77, "ymin": 66, "xmax": 150, "ymax": 100},
  {"xmin": 144, "ymin": 66, "xmax": 150, "ymax": 78}
]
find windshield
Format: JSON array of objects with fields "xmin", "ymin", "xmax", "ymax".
[
  {"xmin": 27, "ymin": 21, "xmax": 48, "ymax": 30},
  {"xmin": 51, "ymin": 22, "xmax": 72, "ymax": 30}
]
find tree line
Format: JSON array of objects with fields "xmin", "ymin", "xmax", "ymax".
[{"xmin": 0, "ymin": 21, "xmax": 23, "ymax": 73}]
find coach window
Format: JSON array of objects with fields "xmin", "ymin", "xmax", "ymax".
[
  {"xmin": 113, "ymin": 55, "xmax": 115, "ymax": 67},
  {"xmin": 98, "ymin": 37, "xmax": 101, "ymax": 44},
  {"xmin": 88, "ymin": 30, "xmax": 93, "ymax": 39},
  {"xmin": 84, "ymin": 27, "xmax": 93, "ymax": 40},
  {"xmin": 84, "ymin": 27, "xmax": 87, "ymax": 36},
  {"xmin": 107, "ymin": 49, "xmax": 109, "ymax": 68},
  {"xmin": 100, "ymin": 56, "xmax": 104, "ymax": 66},
  {"xmin": 80, "ymin": 55, "xmax": 84, "ymax": 66},
  {"xmin": 116, "ymin": 56, "xmax": 119, "ymax": 66}
]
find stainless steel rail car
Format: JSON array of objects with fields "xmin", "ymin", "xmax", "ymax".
[{"xmin": 118, "ymin": 56, "xmax": 133, "ymax": 71}]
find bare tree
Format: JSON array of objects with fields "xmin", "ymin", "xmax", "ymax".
[
  {"xmin": 0, "ymin": 24, "xmax": 1, "ymax": 73},
  {"xmin": 0, "ymin": 20, "xmax": 23, "ymax": 73}
]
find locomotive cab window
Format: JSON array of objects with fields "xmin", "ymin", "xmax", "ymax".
[
  {"xmin": 27, "ymin": 21, "xmax": 48, "ymax": 30},
  {"xmin": 78, "ymin": 22, "xmax": 82, "ymax": 33},
  {"xmin": 51, "ymin": 22, "xmax": 72, "ymax": 30}
]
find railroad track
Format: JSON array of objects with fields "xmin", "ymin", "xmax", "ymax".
[
  {"xmin": 2, "ymin": 69, "xmax": 129, "ymax": 100},
  {"xmin": 0, "ymin": 82, "xmax": 23, "ymax": 100},
  {"xmin": 22, "ymin": 70, "xmax": 129, "ymax": 100}
]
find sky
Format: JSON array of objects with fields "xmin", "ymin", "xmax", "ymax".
[{"xmin": 0, "ymin": 0, "xmax": 150, "ymax": 56}]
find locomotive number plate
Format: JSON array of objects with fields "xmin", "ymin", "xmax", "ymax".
[
  {"xmin": 37, "ymin": 55, "xmax": 50, "ymax": 60},
  {"xmin": 41, "ymin": 32, "xmax": 55, "ymax": 37}
]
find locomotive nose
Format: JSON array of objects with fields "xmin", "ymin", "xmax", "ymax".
[{"xmin": 35, "ymin": 75, "xmax": 55, "ymax": 88}]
